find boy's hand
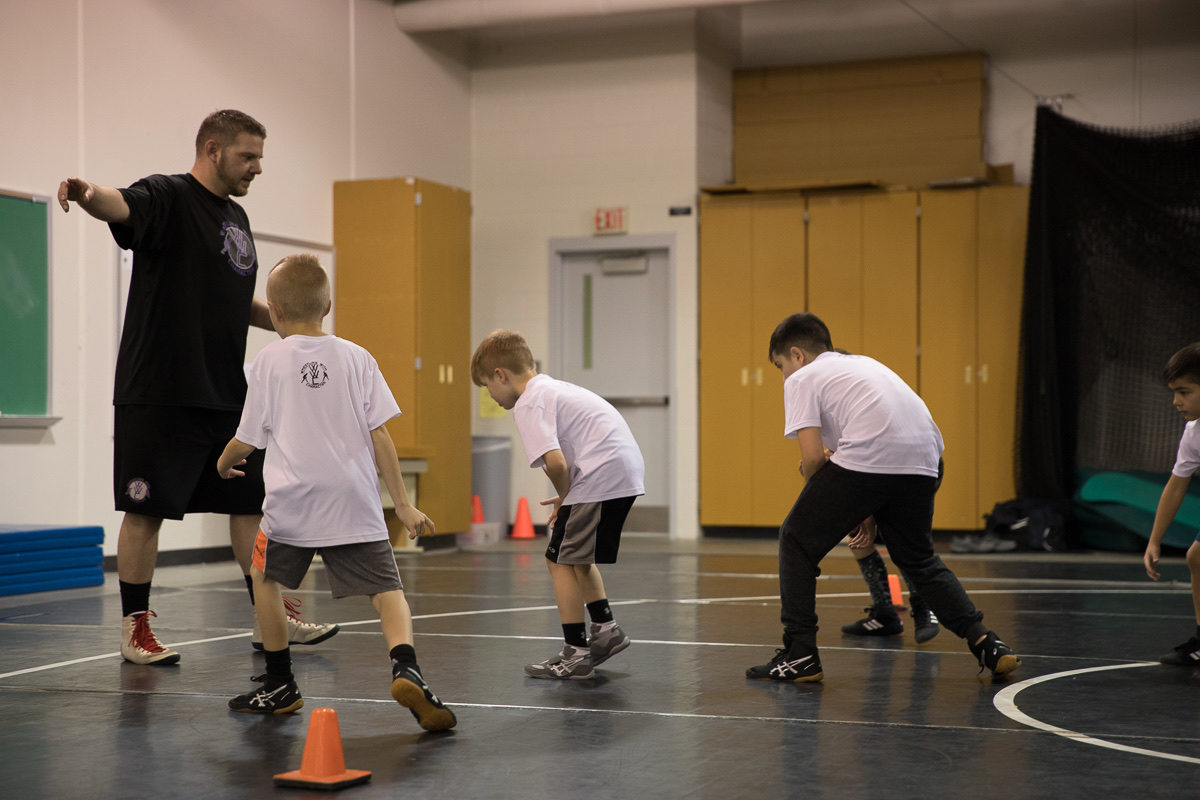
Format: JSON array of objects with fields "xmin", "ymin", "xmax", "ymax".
[
  {"xmin": 396, "ymin": 504, "xmax": 436, "ymax": 540},
  {"xmin": 1144, "ymin": 543, "xmax": 1162, "ymax": 581},
  {"xmin": 847, "ymin": 516, "xmax": 877, "ymax": 549},
  {"xmin": 540, "ymin": 495, "xmax": 562, "ymax": 530},
  {"xmin": 217, "ymin": 458, "xmax": 246, "ymax": 479}
]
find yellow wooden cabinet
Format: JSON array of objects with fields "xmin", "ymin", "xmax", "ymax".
[
  {"xmin": 699, "ymin": 186, "xmax": 1028, "ymax": 532},
  {"xmin": 333, "ymin": 177, "xmax": 472, "ymax": 535},
  {"xmin": 699, "ymin": 193, "xmax": 806, "ymax": 527},
  {"xmin": 919, "ymin": 186, "xmax": 1029, "ymax": 530}
]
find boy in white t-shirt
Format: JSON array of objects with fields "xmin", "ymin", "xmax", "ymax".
[
  {"xmin": 1144, "ymin": 343, "xmax": 1200, "ymax": 666},
  {"xmin": 471, "ymin": 330, "xmax": 644, "ymax": 680},
  {"xmin": 215, "ymin": 254, "xmax": 456, "ymax": 730},
  {"xmin": 746, "ymin": 313, "xmax": 1020, "ymax": 683}
]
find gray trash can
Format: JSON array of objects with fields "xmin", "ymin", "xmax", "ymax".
[{"xmin": 471, "ymin": 435, "xmax": 512, "ymax": 527}]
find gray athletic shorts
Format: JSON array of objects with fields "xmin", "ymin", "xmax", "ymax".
[
  {"xmin": 252, "ymin": 531, "xmax": 403, "ymax": 599},
  {"xmin": 546, "ymin": 496, "xmax": 636, "ymax": 565}
]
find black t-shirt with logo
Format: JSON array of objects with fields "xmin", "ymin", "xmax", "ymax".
[{"xmin": 110, "ymin": 173, "xmax": 258, "ymax": 410}]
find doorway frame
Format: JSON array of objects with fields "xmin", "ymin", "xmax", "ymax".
[{"xmin": 548, "ymin": 233, "xmax": 677, "ymax": 538}]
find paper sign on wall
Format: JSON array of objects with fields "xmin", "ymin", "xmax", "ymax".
[{"xmin": 479, "ymin": 385, "xmax": 507, "ymax": 418}]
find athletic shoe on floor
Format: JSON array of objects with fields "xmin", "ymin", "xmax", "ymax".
[
  {"xmin": 228, "ymin": 674, "xmax": 304, "ymax": 714},
  {"xmin": 841, "ymin": 607, "xmax": 903, "ymax": 637},
  {"xmin": 252, "ymin": 596, "xmax": 340, "ymax": 651},
  {"xmin": 911, "ymin": 604, "xmax": 941, "ymax": 644},
  {"xmin": 390, "ymin": 665, "xmax": 458, "ymax": 731},
  {"xmin": 969, "ymin": 631, "xmax": 1021, "ymax": 677},
  {"xmin": 1160, "ymin": 637, "xmax": 1200, "ymax": 666},
  {"xmin": 524, "ymin": 645, "xmax": 595, "ymax": 680},
  {"xmin": 745, "ymin": 646, "xmax": 823, "ymax": 683},
  {"xmin": 121, "ymin": 610, "xmax": 180, "ymax": 666},
  {"xmin": 589, "ymin": 622, "xmax": 631, "ymax": 667}
]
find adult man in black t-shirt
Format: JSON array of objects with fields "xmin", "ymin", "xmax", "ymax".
[{"xmin": 59, "ymin": 110, "xmax": 338, "ymax": 665}]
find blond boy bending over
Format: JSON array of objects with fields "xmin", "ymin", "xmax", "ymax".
[
  {"xmin": 472, "ymin": 330, "xmax": 644, "ymax": 679},
  {"xmin": 217, "ymin": 255, "xmax": 455, "ymax": 729}
]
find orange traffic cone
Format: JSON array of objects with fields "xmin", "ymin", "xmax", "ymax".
[
  {"xmin": 274, "ymin": 707, "xmax": 371, "ymax": 790},
  {"xmin": 471, "ymin": 495, "xmax": 486, "ymax": 524},
  {"xmin": 888, "ymin": 573, "xmax": 904, "ymax": 607},
  {"xmin": 510, "ymin": 497, "xmax": 536, "ymax": 539}
]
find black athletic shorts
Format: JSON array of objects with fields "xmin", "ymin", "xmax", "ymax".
[
  {"xmin": 113, "ymin": 404, "xmax": 266, "ymax": 520},
  {"xmin": 546, "ymin": 496, "xmax": 637, "ymax": 565}
]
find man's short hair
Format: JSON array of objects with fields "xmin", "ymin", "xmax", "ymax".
[
  {"xmin": 267, "ymin": 254, "xmax": 329, "ymax": 322},
  {"xmin": 471, "ymin": 330, "xmax": 536, "ymax": 385},
  {"xmin": 195, "ymin": 109, "xmax": 266, "ymax": 154},
  {"xmin": 768, "ymin": 313, "xmax": 833, "ymax": 361},
  {"xmin": 1164, "ymin": 343, "xmax": 1200, "ymax": 384}
]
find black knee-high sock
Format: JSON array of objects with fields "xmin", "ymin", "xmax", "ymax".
[
  {"xmin": 263, "ymin": 647, "xmax": 293, "ymax": 684},
  {"xmin": 244, "ymin": 574, "xmax": 255, "ymax": 605},
  {"xmin": 855, "ymin": 551, "xmax": 897, "ymax": 614},
  {"xmin": 119, "ymin": 580, "xmax": 151, "ymax": 618},
  {"xmin": 586, "ymin": 599, "xmax": 614, "ymax": 624},
  {"xmin": 563, "ymin": 622, "xmax": 587, "ymax": 648}
]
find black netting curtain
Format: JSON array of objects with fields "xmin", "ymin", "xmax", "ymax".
[{"xmin": 1018, "ymin": 107, "xmax": 1200, "ymax": 500}]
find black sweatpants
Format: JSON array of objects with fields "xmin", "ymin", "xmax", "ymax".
[{"xmin": 777, "ymin": 460, "xmax": 987, "ymax": 651}]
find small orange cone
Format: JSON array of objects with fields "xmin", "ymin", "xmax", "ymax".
[
  {"xmin": 888, "ymin": 573, "xmax": 904, "ymax": 607},
  {"xmin": 510, "ymin": 497, "xmax": 536, "ymax": 539},
  {"xmin": 274, "ymin": 707, "xmax": 371, "ymax": 790},
  {"xmin": 471, "ymin": 495, "xmax": 486, "ymax": 524}
]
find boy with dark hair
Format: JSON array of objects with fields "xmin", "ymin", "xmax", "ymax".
[
  {"xmin": 471, "ymin": 329, "xmax": 643, "ymax": 680},
  {"xmin": 747, "ymin": 312, "xmax": 1019, "ymax": 682},
  {"xmin": 217, "ymin": 255, "xmax": 455, "ymax": 730},
  {"xmin": 1144, "ymin": 342, "xmax": 1200, "ymax": 666}
]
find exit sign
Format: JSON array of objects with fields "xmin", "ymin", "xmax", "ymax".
[{"xmin": 593, "ymin": 207, "xmax": 628, "ymax": 235}]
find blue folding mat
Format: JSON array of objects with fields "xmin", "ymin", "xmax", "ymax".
[
  {"xmin": 1076, "ymin": 471, "xmax": 1200, "ymax": 551},
  {"xmin": 0, "ymin": 524, "xmax": 105, "ymax": 597}
]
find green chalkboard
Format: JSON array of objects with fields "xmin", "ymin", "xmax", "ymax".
[{"xmin": 0, "ymin": 191, "xmax": 50, "ymax": 419}]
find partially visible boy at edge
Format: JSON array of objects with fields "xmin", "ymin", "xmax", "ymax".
[
  {"xmin": 471, "ymin": 330, "xmax": 643, "ymax": 680},
  {"xmin": 217, "ymin": 254, "xmax": 455, "ymax": 730},
  {"xmin": 1144, "ymin": 342, "xmax": 1200, "ymax": 666},
  {"xmin": 747, "ymin": 312, "xmax": 1020, "ymax": 683}
]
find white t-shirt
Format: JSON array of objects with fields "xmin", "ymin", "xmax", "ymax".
[
  {"xmin": 512, "ymin": 374, "xmax": 645, "ymax": 504},
  {"xmin": 236, "ymin": 335, "xmax": 401, "ymax": 546},
  {"xmin": 783, "ymin": 351, "xmax": 944, "ymax": 477},
  {"xmin": 1173, "ymin": 419, "xmax": 1200, "ymax": 477}
]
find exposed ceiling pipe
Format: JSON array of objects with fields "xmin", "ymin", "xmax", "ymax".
[{"xmin": 394, "ymin": 0, "xmax": 776, "ymax": 32}]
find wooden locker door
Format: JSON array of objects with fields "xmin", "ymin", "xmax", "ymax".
[
  {"xmin": 415, "ymin": 180, "xmax": 472, "ymax": 534},
  {"xmin": 806, "ymin": 195, "xmax": 863, "ymax": 354},
  {"xmin": 861, "ymin": 192, "xmax": 919, "ymax": 389},
  {"xmin": 333, "ymin": 179, "xmax": 417, "ymax": 448},
  {"xmin": 976, "ymin": 186, "xmax": 1029, "ymax": 516},
  {"xmin": 919, "ymin": 190, "xmax": 979, "ymax": 530},
  {"xmin": 699, "ymin": 196, "xmax": 756, "ymax": 525},
  {"xmin": 750, "ymin": 193, "xmax": 807, "ymax": 526}
]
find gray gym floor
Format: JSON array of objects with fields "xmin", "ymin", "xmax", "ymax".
[{"xmin": 1, "ymin": 533, "xmax": 1197, "ymax": 799}]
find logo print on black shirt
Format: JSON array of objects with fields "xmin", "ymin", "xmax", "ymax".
[
  {"xmin": 301, "ymin": 362, "xmax": 329, "ymax": 388},
  {"xmin": 220, "ymin": 221, "xmax": 257, "ymax": 276}
]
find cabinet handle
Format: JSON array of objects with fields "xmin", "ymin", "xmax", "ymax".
[
  {"xmin": 965, "ymin": 365, "xmax": 973, "ymax": 384},
  {"xmin": 439, "ymin": 364, "xmax": 446, "ymax": 384},
  {"xmin": 979, "ymin": 364, "xmax": 988, "ymax": 383},
  {"xmin": 447, "ymin": 364, "xmax": 454, "ymax": 384},
  {"xmin": 741, "ymin": 368, "xmax": 749, "ymax": 387},
  {"xmin": 755, "ymin": 367, "xmax": 763, "ymax": 386}
]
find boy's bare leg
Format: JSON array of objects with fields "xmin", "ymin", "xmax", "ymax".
[
  {"xmin": 573, "ymin": 563, "xmax": 607, "ymax": 605},
  {"xmin": 372, "ymin": 589, "xmax": 414, "ymax": 649},
  {"xmin": 229, "ymin": 514, "xmax": 262, "ymax": 576},
  {"xmin": 251, "ymin": 567, "xmax": 289, "ymax": 652},
  {"xmin": 1187, "ymin": 542, "xmax": 1200, "ymax": 625},
  {"xmin": 547, "ymin": 559, "xmax": 586, "ymax": 623}
]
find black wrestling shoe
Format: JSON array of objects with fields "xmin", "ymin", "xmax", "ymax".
[
  {"xmin": 228, "ymin": 674, "xmax": 303, "ymax": 714},
  {"xmin": 1160, "ymin": 636, "xmax": 1200, "ymax": 666},
  {"xmin": 969, "ymin": 631, "xmax": 1021, "ymax": 677},
  {"xmin": 746, "ymin": 646, "xmax": 823, "ymax": 682},
  {"xmin": 391, "ymin": 665, "xmax": 457, "ymax": 731},
  {"xmin": 841, "ymin": 606, "xmax": 903, "ymax": 637}
]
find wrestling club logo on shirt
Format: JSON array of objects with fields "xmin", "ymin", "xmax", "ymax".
[
  {"xmin": 219, "ymin": 221, "xmax": 257, "ymax": 276},
  {"xmin": 301, "ymin": 362, "xmax": 329, "ymax": 388}
]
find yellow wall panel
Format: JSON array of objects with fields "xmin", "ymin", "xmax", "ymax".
[{"xmin": 862, "ymin": 192, "xmax": 919, "ymax": 389}]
